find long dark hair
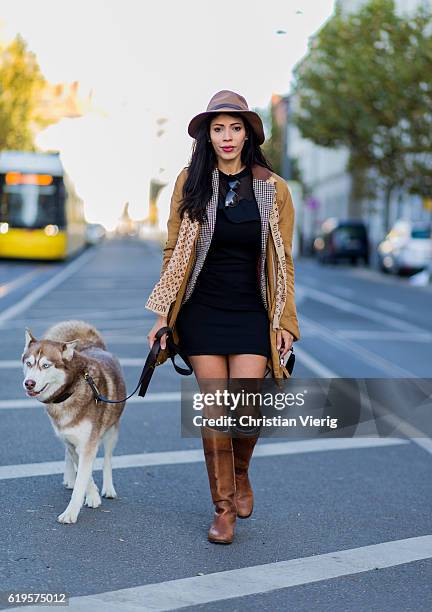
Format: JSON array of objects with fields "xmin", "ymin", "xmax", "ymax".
[{"xmin": 178, "ymin": 113, "xmax": 273, "ymax": 223}]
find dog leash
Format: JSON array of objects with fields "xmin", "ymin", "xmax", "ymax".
[{"xmin": 82, "ymin": 327, "xmax": 193, "ymax": 405}]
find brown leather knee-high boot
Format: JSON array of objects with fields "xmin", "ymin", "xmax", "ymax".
[
  {"xmin": 232, "ymin": 435, "xmax": 259, "ymax": 518},
  {"xmin": 201, "ymin": 426, "xmax": 237, "ymax": 544}
]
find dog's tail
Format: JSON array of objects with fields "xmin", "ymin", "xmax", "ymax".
[{"xmin": 42, "ymin": 320, "xmax": 106, "ymax": 351}]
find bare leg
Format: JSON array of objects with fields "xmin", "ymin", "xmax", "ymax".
[
  {"xmin": 188, "ymin": 355, "xmax": 230, "ymax": 424},
  {"xmin": 228, "ymin": 354, "xmax": 268, "ymax": 379},
  {"xmin": 188, "ymin": 355, "xmax": 229, "ymax": 379},
  {"xmin": 228, "ymin": 354, "xmax": 267, "ymax": 432}
]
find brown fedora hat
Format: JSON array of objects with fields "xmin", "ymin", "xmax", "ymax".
[{"xmin": 188, "ymin": 90, "xmax": 266, "ymax": 145}]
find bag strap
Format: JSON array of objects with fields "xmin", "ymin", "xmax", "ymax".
[
  {"xmin": 83, "ymin": 326, "xmax": 193, "ymax": 405},
  {"xmin": 165, "ymin": 332, "xmax": 194, "ymax": 376}
]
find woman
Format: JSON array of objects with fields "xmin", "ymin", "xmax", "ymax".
[{"xmin": 146, "ymin": 90, "xmax": 300, "ymax": 544}]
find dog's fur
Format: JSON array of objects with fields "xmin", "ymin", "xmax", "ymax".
[{"xmin": 21, "ymin": 320, "xmax": 126, "ymax": 524}]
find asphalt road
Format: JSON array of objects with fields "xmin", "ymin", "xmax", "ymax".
[{"xmin": 0, "ymin": 238, "xmax": 431, "ymax": 612}]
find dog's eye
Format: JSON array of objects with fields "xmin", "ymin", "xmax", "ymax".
[
  {"xmin": 25, "ymin": 361, "xmax": 32, "ymax": 367},
  {"xmin": 42, "ymin": 363, "xmax": 51, "ymax": 369}
]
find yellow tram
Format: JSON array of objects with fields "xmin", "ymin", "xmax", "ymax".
[{"xmin": 0, "ymin": 150, "xmax": 87, "ymax": 260}]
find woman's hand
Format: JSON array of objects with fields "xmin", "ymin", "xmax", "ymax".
[
  {"xmin": 276, "ymin": 329, "xmax": 294, "ymax": 361},
  {"xmin": 147, "ymin": 316, "xmax": 168, "ymax": 350}
]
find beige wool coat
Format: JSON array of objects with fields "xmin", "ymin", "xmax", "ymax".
[{"xmin": 145, "ymin": 163, "xmax": 300, "ymax": 379}]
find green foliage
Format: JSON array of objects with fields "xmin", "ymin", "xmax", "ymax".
[
  {"xmin": 292, "ymin": 0, "xmax": 432, "ymax": 212},
  {"xmin": 262, "ymin": 111, "xmax": 283, "ymax": 176},
  {"xmin": 0, "ymin": 34, "xmax": 47, "ymax": 151},
  {"xmin": 255, "ymin": 104, "xmax": 282, "ymax": 175}
]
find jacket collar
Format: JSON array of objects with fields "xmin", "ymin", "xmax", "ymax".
[
  {"xmin": 207, "ymin": 164, "xmax": 275, "ymax": 260},
  {"xmin": 212, "ymin": 163, "xmax": 273, "ymax": 182},
  {"xmin": 209, "ymin": 165, "xmax": 275, "ymax": 231},
  {"xmin": 251, "ymin": 163, "xmax": 273, "ymax": 181}
]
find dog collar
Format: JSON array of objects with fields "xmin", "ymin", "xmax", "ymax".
[
  {"xmin": 48, "ymin": 390, "xmax": 73, "ymax": 404},
  {"xmin": 42, "ymin": 370, "xmax": 100, "ymax": 405}
]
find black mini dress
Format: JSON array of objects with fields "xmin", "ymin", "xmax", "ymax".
[{"xmin": 175, "ymin": 166, "xmax": 271, "ymax": 358}]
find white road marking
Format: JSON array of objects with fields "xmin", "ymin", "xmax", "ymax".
[
  {"xmin": 3, "ymin": 318, "xmax": 150, "ymax": 331},
  {"xmin": 337, "ymin": 330, "xmax": 432, "ymax": 341},
  {"xmin": 301, "ymin": 314, "xmax": 416, "ymax": 378},
  {"xmin": 375, "ymin": 409, "xmax": 432, "ymax": 457},
  {"xmin": 11, "ymin": 306, "xmax": 151, "ymax": 320},
  {"xmin": 0, "ymin": 357, "xmax": 156, "ymax": 369},
  {"xmin": 329, "ymin": 285, "xmax": 355, "ymax": 298},
  {"xmin": 0, "ymin": 392, "xmax": 181, "ymax": 410},
  {"xmin": 103, "ymin": 335, "xmax": 149, "ymax": 344},
  {"xmin": 0, "ymin": 438, "xmax": 408, "ymax": 481},
  {"xmin": 375, "ymin": 298, "xmax": 406, "ymax": 314},
  {"xmin": 0, "ymin": 248, "xmax": 96, "ymax": 326},
  {"xmin": 0, "ymin": 360, "xmax": 24, "ymax": 369},
  {"xmin": 0, "ymin": 268, "xmax": 46, "ymax": 299},
  {"xmin": 9, "ymin": 336, "xmax": 420, "ymax": 372},
  {"xmin": 279, "ymin": 342, "xmax": 432, "ymax": 457},
  {"xmin": 298, "ymin": 284, "xmax": 426, "ymax": 335},
  {"xmin": 293, "ymin": 346, "xmax": 338, "ymax": 377},
  {"xmin": 8, "ymin": 536, "xmax": 432, "ymax": 612},
  {"xmin": 7, "ymin": 345, "xmax": 431, "ymax": 460},
  {"xmin": 5, "ymin": 329, "xmax": 431, "ymax": 353}
]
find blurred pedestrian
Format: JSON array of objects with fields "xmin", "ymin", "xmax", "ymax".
[{"xmin": 146, "ymin": 90, "xmax": 300, "ymax": 544}]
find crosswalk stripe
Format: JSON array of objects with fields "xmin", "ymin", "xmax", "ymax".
[
  {"xmin": 0, "ymin": 349, "xmax": 338, "ymax": 371},
  {"xmin": 0, "ymin": 248, "xmax": 96, "ymax": 326},
  {"xmin": 2, "ymin": 357, "xmax": 160, "ymax": 369},
  {"xmin": 297, "ymin": 283, "xmax": 426, "ymax": 335},
  {"xmin": 0, "ymin": 438, "xmax": 408, "ymax": 481},
  {"xmin": 0, "ymin": 392, "xmax": 181, "ymax": 410},
  {"xmin": 7, "ymin": 535, "xmax": 432, "ymax": 612}
]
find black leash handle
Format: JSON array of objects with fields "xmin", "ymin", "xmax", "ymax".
[{"xmin": 84, "ymin": 327, "xmax": 193, "ymax": 405}]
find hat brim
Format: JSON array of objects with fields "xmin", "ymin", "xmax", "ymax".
[{"xmin": 188, "ymin": 109, "xmax": 265, "ymax": 145}]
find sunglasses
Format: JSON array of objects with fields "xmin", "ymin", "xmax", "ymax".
[{"xmin": 224, "ymin": 179, "xmax": 241, "ymax": 208}]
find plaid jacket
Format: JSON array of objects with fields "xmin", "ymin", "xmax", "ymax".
[
  {"xmin": 145, "ymin": 164, "xmax": 300, "ymax": 377},
  {"xmin": 181, "ymin": 168, "xmax": 275, "ymax": 308}
]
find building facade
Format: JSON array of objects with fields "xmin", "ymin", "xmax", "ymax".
[{"xmin": 288, "ymin": 0, "xmax": 432, "ymax": 256}]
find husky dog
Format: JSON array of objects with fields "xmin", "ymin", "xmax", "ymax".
[{"xmin": 21, "ymin": 320, "xmax": 126, "ymax": 524}]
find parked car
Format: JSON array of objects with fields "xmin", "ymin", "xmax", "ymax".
[
  {"xmin": 313, "ymin": 218, "xmax": 369, "ymax": 265},
  {"xmin": 86, "ymin": 223, "xmax": 106, "ymax": 245},
  {"xmin": 377, "ymin": 220, "xmax": 432, "ymax": 275}
]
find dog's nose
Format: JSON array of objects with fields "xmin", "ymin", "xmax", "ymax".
[{"xmin": 25, "ymin": 379, "xmax": 36, "ymax": 389}]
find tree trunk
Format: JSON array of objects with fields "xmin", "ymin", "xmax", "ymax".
[
  {"xmin": 348, "ymin": 162, "xmax": 366, "ymax": 219},
  {"xmin": 383, "ymin": 185, "xmax": 394, "ymax": 234}
]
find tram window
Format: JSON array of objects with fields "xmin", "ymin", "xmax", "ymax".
[{"xmin": 0, "ymin": 183, "xmax": 65, "ymax": 228}]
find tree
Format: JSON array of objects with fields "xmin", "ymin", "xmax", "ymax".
[
  {"xmin": 292, "ymin": 0, "xmax": 432, "ymax": 228},
  {"xmin": 253, "ymin": 103, "xmax": 281, "ymax": 175},
  {"xmin": 0, "ymin": 34, "xmax": 48, "ymax": 151},
  {"xmin": 261, "ymin": 103, "xmax": 283, "ymax": 176}
]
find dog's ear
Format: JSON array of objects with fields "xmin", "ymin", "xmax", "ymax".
[
  {"xmin": 62, "ymin": 339, "xmax": 80, "ymax": 361},
  {"xmin": 24, "ymin": 328, "xmax": 36, "ymax": 351}
]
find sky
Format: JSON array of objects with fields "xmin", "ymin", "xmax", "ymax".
[{"xmin": 0, "ymin": 0, "xmax": 335, "ymax": 230}]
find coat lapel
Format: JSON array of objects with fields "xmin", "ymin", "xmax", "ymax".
[
  {"xmin": 182, "ymin": 165, "xmax": 275, "ymax": 307},
  {"xmin": 182, "ymin": 169, "xmax": 219, "ymax": 303},
  {"xmin": 252, "ymin": 175, "xmax": 275, "ymax": 309},
  {"xmin": 253, "ymin": 177, "xmax": 274, "ymax": 258}
]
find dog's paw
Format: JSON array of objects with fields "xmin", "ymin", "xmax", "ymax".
[
  {"xmin": 63, "ymin": 477, "xmax": 76, "ymax": 489},
  {"xmin": 102, "ymin": 484, "xmax": 117, "ymax": 499},
  {"xmin": 85, "ymin": 489, "xmax": 102, "ymax": 508},
  {"xmin": 57, "ymin": 505, "xmax": 80, "ymax": 524}
]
